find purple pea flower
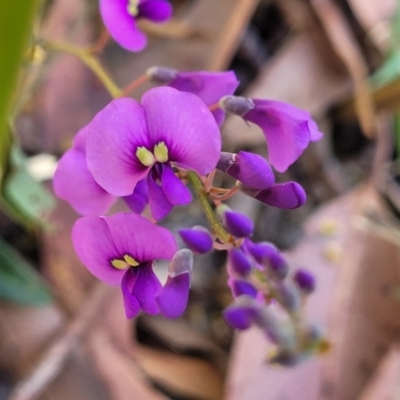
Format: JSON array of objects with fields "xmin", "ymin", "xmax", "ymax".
[
  {"xmin": 219, "ymin": 96, "xmax": 323, "ymax": 172},
  {"xmin": 72, "ymin": 212, "xmax": 192, "ymax": 318},
  {"xmin": 147, "ymin": 67, "xmax": 240, "ymax": 125},
  {"xmin": 100, "ymin": 0, "xmax": 172, "ymax": 52},
  {"xmin": 85, "ymin": 87, "xmax": 221, "ymax": 220}
]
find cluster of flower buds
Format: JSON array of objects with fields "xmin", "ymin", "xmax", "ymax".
[{"xmin": 53, "ymin": 64, "xmax": 326, "ymax": 365}]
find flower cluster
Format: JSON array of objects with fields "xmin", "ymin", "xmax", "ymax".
[{"xmin": 53, "ymin": 64, "xmax": 325, "ymax": 363}]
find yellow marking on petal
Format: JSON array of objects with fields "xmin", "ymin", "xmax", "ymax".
[
  {"xmin": 154, "ymin": 141, "xmax": 169, "ymax": 163},
  {"xmin": 136, "ymin": 146, "xmax": 155, "ymax": 167},
  {"xmin": 127, "ymin": 0, "xmax": 140, "ymax": 16},
  {"xmin": 111, "ymin": 259, "xmax": 129, "ymax": 270},
  {"xmin": 124, "ymin": 254, "xmax": 139, "ymax": 267}
]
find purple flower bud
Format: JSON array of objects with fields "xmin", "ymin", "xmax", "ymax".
[
  {"xmin": 147, "ymin": 66, "xmax": 179, "ymax": 84},
  {"xmin": 276, "ymin": 282, "xmax": 301, "ymax": 312},
  {"xmin": 219, "ymin": 95, "xmax": 255, "ymax": 116},
  {"xmin": 228, "ymin": 248, "xmax": 253, "ymax": 276},
  {"xmin": 293, "ymin": 268, "xmax": 316, "ymax": 294},
  {"xmin": 245, "ymin": 241, "xmax": 278, "ymax": 264},
  {"xmin": 220, "ymin": 151, "xmax": 275, "ymax": 190},
  {"xmin": 179, "ymin": 226, "xmax": 213, "ymax": 254},
  {"xmin": 217, "ymin": 207, "xmax": 254, "ymax": 237},
  {"xmin": 264, "ymin": 252, "xmax": 289, "ymax": 281},
  {"xmin": 223, "ymin": 295, "xmax": 257, "ymax": 330},
  {"xmin": 239, "ymin": 181, "xmax": 306, "ymax": 209},
  {"xmin": 230, "ymin": 279, "xmax": 258, "ymax": 298}
]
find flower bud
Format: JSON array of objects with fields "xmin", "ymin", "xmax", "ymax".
[
  {"xmin": 230, "ymin": 279, "xmax": 258, "ymax": 298},
  {"xmin": 276, "ymin": 282, "xmax": 301, "ymax": 312},
  {"xmin": 179, "ymin": 226, "xmax": 213, "ymax": 254},
  {"xmin": 147, "ymin": 66, "xmax": 178, "ymax": 84},
  {"xmin": 228, "ymin": 248, "xmax": 253, "ymax": 276},
  {"xmin": 245, "ymin": 241, "xmax": 277, "ymax": 264},
  {"xmin": 223, "ymin": 295, "xmax": 258, "ymax": 330},
  {"xmin": 293, "ymin": 268, "xmax": 316, "ymax": 294},
  {"xmin": 263, "ymin": 252, "xmax": 289, "ymax": 281},
  {"xmin": 219, "ymin": 95, "xmax": 254, "ymax": 116},
  {"xmin": 217, "ymin": 206, "xmax": 254, "ymax": 237}
]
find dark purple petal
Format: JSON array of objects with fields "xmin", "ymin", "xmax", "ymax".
[
  {"xmin": 226, "ymin": 151, "xmax": 275, "ymax": 190},
  {"xmin": 161, "ymin": 164, "xmax": 192, "ymax": 205},
  {"xmin": 254, "ymin": 182, "xmax": 306, "ymax": 209},
  {"xmin": 123, "ymin": 178, "xmax": 149, "ymax": 214},
  {"xmin": 121, "ymin": 269, "xmax": 140, "ymax": 319},
  {"xmin": 141, "ymin": 87, "xmax": 221, "ymax": 175},
  {"xmin": 99, "ymin": 0, "xmax": 147, "ymax": 52},
  {"xmin": 72, "ymin": 216, "xmax": 124, "ymax": 285},
  {"xmin": 245, "ymin": 241, "xmax": 278, "ymax": 264},
  {"xmin": 169, "ymin": 71, "xmax": 239, "ymax": 125},
  {"xmin": 147, "ymin": 173, "xmax": 173, "ymax": 220},
  {"xmin": 244, "ymin": 99, "xmax": 312, "ymax": 172},
  {"xmin": 293, "ymin": 268, "xmax": 316, "ymax": 293},
  {"xmin": 230, "ymin": 279, "xmax": 258, "ymax": 298},
  {"xmin": 139, "ymin": 0, "xmax": 172, "ymax": 22},
  {"xmin": 132, "ymin": 264, "xmax": 162, "ymax": 314},
  {"xmin": 104, "ymin": 212, "xmax": 177, "ymax": 262},
  {"xmin": 228, "ymin": 248, "xmax": 253, "ymax": 276},
  {"xmin": 223, "ymin": 210, "xmax": 254, "ymax": 238},
  {"xmin": 156, "ymin": 273, "xmax": 190, "ymax": 318},
  {"xmin": 179, "ymin": 226, "xmax": 213, "ymax": 254},
  {"xmin": 53, "ymin": 147, "xmax": 116, "ymax": 215},
  {"xmin": 86, "ymin": 98, "xmax": 150, "ymax": 196}
]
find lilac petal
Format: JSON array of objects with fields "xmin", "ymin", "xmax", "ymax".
[
  {"xmin": 72, "ymin": 125, "xmax": 90, "ymax": 152},
  {"xmin": 169, "ymin": 71, "xmax": 239, "ymax": 126},
  {"xmin": 121, "ymin": 269, "xmax": 140, "ymax": 319},
  {"xmin": 168, "ymin": 249, "xmax": 193, "ymax": 277},
  {"xmin": 156, "ymin": 273, "xmax": 190, "ymax": 318},
  {"xmin": 230, "ymin": 279, "xmax": 258, "ymax": 298},
  {"xmin": 244, "ymin": 99, "xmax": 312, "ymax": 172},
  {"xmin": 132, "ymin": 264, "xmax": 162, "ymax": 314},
  {"xmin": 72, "ymin": 216, "xmax": 124, "ymax": 285},
  {"xmin": 179, "ymin": 226, "xmax": 213, "ymax": 254},
  {"xmin": 53, "ymin": 147, "xmax": 116, "ymax": 215},
  {"xmin": 255, "ymin": 182, "xmax": 306, "ymax": 209},
  {"xmin": 147, "ymin": 173, "xmax": 173, "ymax": 220},
  {"xmin": 86, "ymin": 98, "xmax": 150, "ymax": 196},
  {"xmin": 228, "ymin": 248, "xmax": 253, "ymax": 276},
  {"xmin": 104, "ymin": 212, "xmax": 177, "ymax": 262},
  {"xmin": 161, "ymin": 164, "xmax": 192, "ymax": 205},
  {"xmin": 227, "ymin": 151, "xmax": 275, "ymax": 190},
  {"xmin": 142, "ymin": 87, "xmax": 221, "ymax": 175},
  {"xmin": 308, "ymin": 119, "xmax": 323, "ymax": 142},
  {"xmin": 99, "ymin": 0, "xmax": 147, "ymax": 52},
  {"xmin": 123, "ymin": 179, "xmax": 149, "ymax": 214},
  {"xmin": 139, "ymin": 0, "xmax": 172, "ymax": 22},
  {"xmin": 224, "ymin": 211, "xmax": 254, "ymax": 238}
]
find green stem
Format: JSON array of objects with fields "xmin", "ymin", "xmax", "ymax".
[
  {"xmin": 43, "ymin": 41, "xmax": 122, "ymax": 99},
  {"xmin": 186, "ymin": 170, "xmax": 231, "ymax": 244}
]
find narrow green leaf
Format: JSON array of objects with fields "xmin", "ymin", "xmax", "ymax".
[{"xmin": 0, "ymin": 237, "xmax": 52, "ymax": 305}]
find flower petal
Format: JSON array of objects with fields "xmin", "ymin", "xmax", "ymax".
[
  {"xmin": 132, "ymin": 264, "xmax": 162, "ymax": 314},
  {"xmin": 121, "ymin": 269, "xmax": 140, "ymax": 319},
  {"xmin": 156, "ymin": 273, "xmax": 190, "ymax": 318},
  {"xmin": 123, "ymin": 178, "xmax": 149, "ymax": 214},
  {"xmin": 53, "ymin": 147, "xmax": 116, "ymax": 215},
  {"xmin": 161, "ymin": 164, "xmax": 192, "ymax": 205},
  {"xmin": 104, "ymin": 212, "xmax": 177, "ymax": 262},
  {"xmin": 141, "ymin": 87, "xmax": 221, "ymax": 175},
  {"xmin": 72, "ymin": 216, "xmax": 124, "ymax": 285},
  {"xmin": 86, "ymin": 98, "xmax": 150, "ymax": 196},
  {"xmin": 147, "ymin": 173, "xmax": 173, "ymax": 220},
  {"xmin": 255, "ymin": 182, "xmax": 306, "ymax": 209},
  {"xmin": 100, "ymin": 0, "xmax": 147, "ymax": 51},
  {"xmin": 139, "ymin": 0, "xmax": 172, "ymax": 22},
  {"xmin": 244, "ymin": 100, "xmax": 311, "ymax": 172}
]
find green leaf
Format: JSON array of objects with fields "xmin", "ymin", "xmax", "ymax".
[
  {"xmin": 2, "ymin": 146, "xmax": 55, "ymax": 228},
  {"xmin": 0, "ymin": 237, "xmax": 52, "ymax": 305},
  {"xmin": 371, "ymin": 52, "xmax": 400, "ymax": 88}
]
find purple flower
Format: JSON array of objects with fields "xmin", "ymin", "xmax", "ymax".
[
  {"xmin": 100, "ymin": 0, "xmax": 172, "ymax": 52},
  {"xmin": 293, "ymin": 268, "xmax": 315, "ymax": 294},
  {"xmin": 147, "ymin": 67, "xmax": 239, "ymax": 125},
  {"xmin": 53, "ymin": 126, "xmax": 116, "ymax": 215},
  {"xmin": 217, "ymin": 151, "xmax": 275, "ymax": 190},
  {"xmin": 228, "ymin": 248, "xmax": 253, "ymax": 277},
  {"xmin": 220, "ymin": 96, "xmax": 323, "ymax": 172},
  {"xmin": 179, "ymin": 226, "xmax": 213, "ymax": 254},
  {"xmin": 217, "ymin": 207, "xmax": 254, "ymax": 238},
  {"xmin": 72, "ymin": 212, "xmax": 192, "ymax": 318},
  {"xmin": 86, "ymin": 87, "xmax": 221, "ymax": 220},
  {"xmin": 238, "ymin": 181, "xmax": 306, "ymax": 209}
]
